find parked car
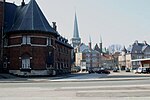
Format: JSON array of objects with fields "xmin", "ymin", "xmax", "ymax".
[
  {"xmin": 137, "ymin": 67, "xmax": 150, "ymax": 74},
  {"xmin": 88, "ymin": 69, "xmax": 95, "ymax": 74},
  {"xmin": 125, "ymin": 68, "xmax": 131, "ymax": 72},
  {"xmin": 96, "ymin": 69, "xmax": 110, "ymax": 74},
  {"xmin": 113, "ymin": 68, "xmax": 119, "ymax": 72}
]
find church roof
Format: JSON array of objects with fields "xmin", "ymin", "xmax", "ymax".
[{"xmin": 6, "ymin": 0, "xmax": 57, "ymax": 34}]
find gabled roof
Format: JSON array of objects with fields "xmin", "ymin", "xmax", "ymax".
[
  {"xmin": 122, "ymin": 46, "xmax": 127, "ymax": 53},
  {"xmin": 82, "ymin": 48, "xmax": 99, "ymax": 54},
  {"xmin": 94, "ymin": 43, "xmax": 100, "ymax": 52},
  {"xmin": 128, "ymin": 41, "xmax": 149, "ymax": 53},
  {"xmin": 142, "ymin": 45, "xmax": 148, "ymax": 52},
  {"xmin": 75, "ymin": 43, "xmax": 89, "ymax": 52},
  {"xmin": 9, "ymin": 0, "xmax": 57, "ymax": 34}
]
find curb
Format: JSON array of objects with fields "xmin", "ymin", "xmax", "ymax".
[{"xmin": 0, "ymin": 77, "xmax": 150, "ymax": 83}]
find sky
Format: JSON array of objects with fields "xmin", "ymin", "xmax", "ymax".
[{"xmin": 6, "ymin": 0, "xmax": 150, "ymax": 48}]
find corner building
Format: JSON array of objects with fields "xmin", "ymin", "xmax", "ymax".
[{"xmin": 3, "ymin": 0, "xmax": 73, "ymax": 76}]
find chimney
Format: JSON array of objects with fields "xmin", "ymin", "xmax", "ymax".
[
  {"xmin": 52, "ymin": 22, "xmax": 57, "ymax": 31},
  {"xmin": 143, "ymin": 41, "xmax": 147, "ymax": 45},
  {"xmin": 99, "ymin": 42, "xmax": 102, "ymax": 53},
  {"xmin": 89, "ymin": 42, "xmax": 92, "ymax": 50},
  {"xmin": 89, "ymin": 36, "xmax": 92, "ymax": 50},
  {"xmin": 21, "ymin": 0, "xmax": 25, "ymax": 6},
  {"xmin": 134, "ymin": 40, "xmax": 138, "ymax": 45}
]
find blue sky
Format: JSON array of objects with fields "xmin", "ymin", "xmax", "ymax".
[{"xmin": 6, "ymin": 0, "xmax": 150, "ymax": 48}]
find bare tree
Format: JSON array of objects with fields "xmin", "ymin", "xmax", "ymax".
[{"xmin": 108, "ymin": 44, "xmax": 122, "ymax": 54}]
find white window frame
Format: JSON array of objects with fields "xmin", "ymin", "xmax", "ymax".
[
  {"xmin": 22, "ymin": 57, "xmax": 31, "ymax": 69},
  {"xmin": 22, "ymin": 36, "xmax": 31, "ymax": 45},
  {"xmin": 47, "ymin": 38, "xmax": 51, "ymax": 46}
]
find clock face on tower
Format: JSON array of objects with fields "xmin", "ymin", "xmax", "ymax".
[{"xmin": 72, "ymin": 38, "xmax": 81, "ymax": 47}]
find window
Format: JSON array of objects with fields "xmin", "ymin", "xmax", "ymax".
[
  {"xmin": 132, "ymin": 61, "xmax": 136, "ymax": 66},
  {"xmin": 22, "ymin": 36, "xmax": 31, "ymax": 44},
  {"xmin": 22, "ymin": 56, "xmax": 30, "ymax": 69},
  {"xmin": 47, "ymin": 38, "xmax": 51, "ymax": 46},
  {"xmin": 56, "ymin": 63, "xmax": 58, "ymax": 69}
]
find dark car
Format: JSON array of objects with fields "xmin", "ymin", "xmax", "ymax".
[
  {"xmin": 96, "ymin": 69, "xmax": 110, "ymax": 74},
  {"xmin": 125, "ymin": 68, "xmax": 130, "ymax": 72},
  {"xmin": 88, "ymin": 70, "xmax": 95, "ymax": 74}
]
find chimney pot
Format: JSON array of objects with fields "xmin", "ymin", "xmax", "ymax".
[
  {"xmin": 21, "ymin": 0, "xmax": 25, "ymax": 6},
  {"xmin": 52, "ymin": 22, "xmax": 57, "ymax": 31}
]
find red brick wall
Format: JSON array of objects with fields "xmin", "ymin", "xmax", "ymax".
[
  {"xmin": 7, "ymin": 33, "xmax": 56, "ymax": 70},
  {"xmin": 31, "ymin": 37, "xmax": 46, "ymax": 45},
  {"xmin": 31, "ymin": 46, "xmax": 47, "ymax": 69},
  {"xmin": 55, "ymin": 43, "xmax": 72, "ymax": 71},
  {"xmin": 5, "ymin": 32, "xmax": 72, "ymax": 74},
  {"xmin": 9, "ymin": 47, "xmax": 20, "ymax": 69},
  {"xmin": 9, "ymin": 37, "xmax": 21, "ymax": 45}
]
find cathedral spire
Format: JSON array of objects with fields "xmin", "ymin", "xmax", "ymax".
[
  {"xmin": 73, "ymin": 12, "xmax": 80, "ymax": 38},
  {"xmin": 89, "ymin": 35, "xmax": 92, "ymax": 50},
  {"xmin": 99, "ymin": 35, "xmax": 103, "ymax": 54},
  {"xmin": 100, "ymin": 35, "xmax": 102, "ymax": 43},
  {"xmin": 71, "ymin": 12, "xmax": 81, "ymax": 48}
]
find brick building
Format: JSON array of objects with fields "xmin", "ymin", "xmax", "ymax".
[
  {"xmin": 118, "ymin": 41, "xmax": 150, "ymax": 70},
  {"xmin": 2, "ymin": 0, "xmax": 73, "ymax": 76}
]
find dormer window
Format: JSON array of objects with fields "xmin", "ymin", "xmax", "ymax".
[{"xmin": 22, "ymin": 36, "xmax": 31, "ymax": 45}]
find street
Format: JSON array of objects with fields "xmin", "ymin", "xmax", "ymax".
[{"xmin": 0, "ymin": 72, "xmax": 150, "ymax": 100}]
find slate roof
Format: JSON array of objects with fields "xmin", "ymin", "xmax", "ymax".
[
  {"xmin": 5, "ymin": 0, "xmax": 57, "ymax": 34},
  {"xmin": 94, "ymin": 43, "xmax": 100, "ymax": 52},
  {"xmin": 82, "ymin": 48, "xmax": 99, "ymax": 54},
  {"xmin": 122, "ymin": 46, "xmax": 127, "ymax": 53},
  {"xmin": 127, "ymin": 41, "xmax": 149, "ymax": 53},
  {"xmin": 4, "ymin": 2, "xmax": 17, "ymax": 33}
]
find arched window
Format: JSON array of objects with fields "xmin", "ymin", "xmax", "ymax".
[{"xmin": 21, "ymin": 55, "xmax": 30, "ymax": 69}]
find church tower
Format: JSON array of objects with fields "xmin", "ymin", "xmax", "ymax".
[{"xmin": 71, "ymin": 13, "xmax": 81, "ymax": 48}]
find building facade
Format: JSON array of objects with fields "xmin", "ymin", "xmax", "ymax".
[
  {"xmin": 2, "ymin": 0, "xmax": 73, "ymax": 76},
  {"xmin": 75, "ymin": 42, "xmax": 100, "ymax": 71},
  {"xmin": 118, "ymin": 41, "xmax": 150, "ymax": 70}
]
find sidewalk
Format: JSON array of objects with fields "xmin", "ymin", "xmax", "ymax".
[{"xmin": 0, "ymin": 72, "xmax": 150, "ymax": 83}]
